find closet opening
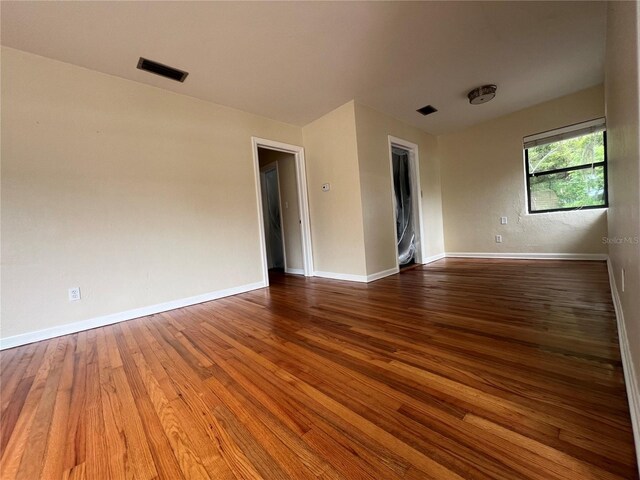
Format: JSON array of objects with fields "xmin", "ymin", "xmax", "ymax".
[{"xmin": 388, "ymin": 136, "xmax": 426, "ymax": 270}]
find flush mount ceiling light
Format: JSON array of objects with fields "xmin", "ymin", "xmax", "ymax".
[{"xmin": 467, "ymin": 84, "xmax": 497, "ymax": 105}]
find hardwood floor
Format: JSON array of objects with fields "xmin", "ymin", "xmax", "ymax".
[{"xmin": 0, "ymin": 258, "xmax": 637, "ymax": 479}]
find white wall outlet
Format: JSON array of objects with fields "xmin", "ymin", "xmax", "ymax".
[
  {"xmin": 68, "ymin": 287, "xmax": 81, "ymax": 302},
  {"xmin": 621, "ymin": 268, "xmax": 625, "ymax": 293},
  {"xmin": 500, "ymin": 216, "xmax": 508, "ymax": 225},
  {"xmin": 495, "ymin": 235, "xmax": 503, "ymax": 243},
  {"xmin": 321, "ymin": 183, "xmax": 330, "ymax": 192}
]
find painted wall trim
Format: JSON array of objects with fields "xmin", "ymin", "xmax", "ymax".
[
  {"xmin": 285, "ymin": 268, "xmax": 305, "ymax": 275},
  {"xmin": 313, "ymin": 268, "xmax": 400, "ymax": 283},
  {"xmin": 0, "ymin": 281, "xmax": 267, "ymax": 351},
  {"xmin": 251, "ymin": 139, "xmax": 271, "ymax": 286},
  {"xmin": 607, "ymin": 259, "xmax": 640, "ymax": 473},
  {"xmin": 423, "ymin": 252, "xmax": 446, "ymax": 264},
  {"xmin": 367, "ymin": 267, "xmax": 399, "ymax": 283},
  {"xmin": 445, "ymin": 252, "xmax": 608, "ymax": 261},
  {"xmin": 313, "ymin": 271, "xmax": 368, "ymax": 283}
]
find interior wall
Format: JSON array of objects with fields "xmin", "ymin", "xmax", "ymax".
[
  {"xmin": 302, "ymin": 101, "xmax": 367, "ymax": 277},
  {"xmin": 257, "ymin": 148, "xmax": 304, "ymax": 272},
  {"xmin": 353, "ymin": 102, "xmax": 444, "ymax": 275},
  {"xmin": 439, "ymin": 85, "xmax": 608, "ymax": 255},
  {"xmin": 1, "ymin": 47, "xmax": 303, "ymax": 340},
  {"xmin": 605, "ymin": 0, "xmax": 640, "ymax": 437}
]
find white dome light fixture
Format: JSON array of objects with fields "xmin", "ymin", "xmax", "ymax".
[{"xmin": 468, "ymin": 84, "xmax": 497, "ymax": 105}]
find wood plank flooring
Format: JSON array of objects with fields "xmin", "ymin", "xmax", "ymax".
[{"xmin": 0, "ymin": 258, "xmax": 638, "ymax": 479}]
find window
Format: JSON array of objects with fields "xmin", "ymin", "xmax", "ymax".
[{"xmin": 524, "ymin": 118, "xmax": 608, "ymax": 214}]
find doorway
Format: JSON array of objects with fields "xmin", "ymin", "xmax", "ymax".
[
  {"xmin": 388, "ymin": 136, "xmax": 426, "ymax": 269},
  {"xmin": 259, "ymin": 162, "xmax": 285, "ymax": 270},
  {"xmin": 252, "ymin": 138, "xmax": 314, "ymax": 286}
]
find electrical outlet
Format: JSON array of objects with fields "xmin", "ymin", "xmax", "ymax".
[
  {"xmin": 495, "ymin": 235, "xmax": 503, "ymax": 243},
  {"xmin": 500, "ymin": 216, "xmax": 508, "ymax": 225},
  {"xmin": 68, "ymin": 287, "xmax": 81, "ymax": 302},
  {"xmin": 622, "ymin": 268, "xmax": 625, "ymax": 293},
  {"xmin": 321, "ymin": 183, "xmax": 330, "ymax": 192}
]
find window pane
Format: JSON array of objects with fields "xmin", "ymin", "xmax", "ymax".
[
  {"xmin": 527, "ymin": 131, "xmax": 605, "ymax": 174},
  {"xmin": 530, "ymin": 166, "xmax": 606, "ymax": 211}
]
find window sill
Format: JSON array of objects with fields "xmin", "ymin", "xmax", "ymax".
[{"xmin": 525, "ymin": 207, "xmax": 608, "ymax": 216}]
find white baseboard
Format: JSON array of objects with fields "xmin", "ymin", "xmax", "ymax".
[
  {"xmin": 607, "ymin": 259, "xmax": 640, "ymax": 473},
  {"xmin": 445, "ymin": 252, "xmax": 608, "ymax": 261},
  {"xmin": 312, "ymin": 252, "xmax": 606, "ymax": 285},
  {"xmin": 285, "ymin": 268, "xmax": 304, "ymax": 275},
  {"xmin": 0, "ymin": 281, "xmax": 267, "ymax": 350},
  {"xmin": 366, "ymin": 267, "xmax": 399, "ymax": 282},
  {"xmin": 313, "ymin": 267, "xmax": 400, "ymax": 283},
  {"xmin": 422, "ymin": 252, "xmax": 446, "ymax": 264},
  {"xmin": 313, "ymin": 270, "xmax": 368, "ymax": 283}
]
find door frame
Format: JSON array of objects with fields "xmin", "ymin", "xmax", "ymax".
[
  {"xmin": 387, "ymin": 135, "xmax": 427, "ymax": 267},
  {"xmin": 251, "ymin": 137, "xmax": 314, "ymax": 286},
  {"xmin": 259, "ymin": 161, "xmax": 287, "ymax": 270}
]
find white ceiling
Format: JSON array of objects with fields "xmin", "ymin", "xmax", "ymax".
[{"xmin": 1, "ymin": 1, "xmax": 606, "ymax": 135}]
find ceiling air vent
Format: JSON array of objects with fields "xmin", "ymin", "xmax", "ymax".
[
  {"xmin": 417, "ymin": 105, "xmax": 438, "ymax": 116},
  {"xmin": 137, "ymin": 57, "xmax": 189, "ymax": 82}
]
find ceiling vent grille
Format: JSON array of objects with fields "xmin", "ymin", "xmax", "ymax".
[
  {"xmin": 137, "ymin": 57, "xmax": 188, "ymax": 82},
  {"xmin": 416, "ymin": 105, "xmax": 438, "ymax": 116}
]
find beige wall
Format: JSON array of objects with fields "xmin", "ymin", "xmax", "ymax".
[
  {"xmin": 257, "ymin": 148, "xmax": 304, "ymax": 272},
  {"xmin": 440, "ymin": 86, "xmax": 608, "ymax": 255},
  {"xmin": 301, "ymin": 100, "xmax": 445, "ymax": 278},
  {"xmin": 1, "ymin": 47, "xmax": 303, "ymax": 340},
  {"xmin": 605, "ymin": 0, "xmax": 640, "ymax": 427},
  {"xmin": 302, "ymin": 101, "xmax": 367, "ymax": 276},
  {"xmin": 1, "ymin": 45, "xmax": 624, "ymax": 346},
  {"xmin": 353, "ymin": 103, "xmax": 444, "ymax": 275}
]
